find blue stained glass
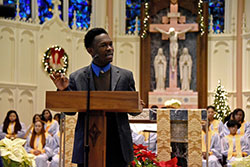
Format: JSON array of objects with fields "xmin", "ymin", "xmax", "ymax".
[
  {"xmin": 3, "ymin": 0, "xmax": 15, "ymax": 5},
  {"xmin": 19, "ymin": 0, "xmax": 31, "ymax": 19},
  {"xmin": 68, "ymin": 0, "xmax": 91, "ymax": 29},
  {"xmin": 3, "ymin": 0, "xmax": 31, "ymax": 19},
  {"xmin": 37, "ymin": 0, "xmax": 53, "ymax": 23},
  {"xmin": 126, "ymin": 0, "xmax": 141, "ymax": 34},
  {"xmin": 208, "ymin": 0, "xmax": 225, "ymax": 33},
  {"xmin": 38, "ymin": 0, "xmax": 63, "ymax": 24}
]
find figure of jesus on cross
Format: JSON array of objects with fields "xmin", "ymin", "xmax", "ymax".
[
  {"xmin": 149, "ymin": 0, "xmax": 199, "ymax": 89},
  {"xmin": 155, "ymin": 26, "xmax": 193, "ymax": 72}
]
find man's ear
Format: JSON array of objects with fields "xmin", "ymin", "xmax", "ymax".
[{"xmin": 87, "ymin": 48, "xmax": 94, "ymax": 56}]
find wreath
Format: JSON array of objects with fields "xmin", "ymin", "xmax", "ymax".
[{"xmin": 42, "ymin": 45, "xmax": 69, "ymax": 75}]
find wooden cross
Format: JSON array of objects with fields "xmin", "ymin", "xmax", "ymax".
[
  {"xmin": 150, "ymin": 0, "xmax": 199, "ymax": 89},
  {"xmin": 149, "ymin": 0, "xmax": 199, "ymax": 40}
]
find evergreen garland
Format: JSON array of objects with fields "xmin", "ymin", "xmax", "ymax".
[{"xmin": 213, "ymin": 80, "xmax": 231, "ymax": 121}]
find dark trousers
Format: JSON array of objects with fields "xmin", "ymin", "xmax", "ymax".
[
  {"xmin": 0, "ymin": 156, "xmax": 3, "ymax": 167},
  {"xmin": 106, "ymin": 113, "xmax": 128, "ymax": 167},
  {"xmin": 78, "ymin": 113, "xmax": 128, "ymax": 167}
]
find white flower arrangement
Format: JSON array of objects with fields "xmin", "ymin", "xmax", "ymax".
[
  {"xmin": 0, "ymin": 137, "xmax": 36, "ymax": 167},
  {"xmin": 164, "ymin": 99, "xmax": 181, "ymax": 109},
  {"xmin": 231, "ymin": 155, "xmax": 250, "ymax": 167}
]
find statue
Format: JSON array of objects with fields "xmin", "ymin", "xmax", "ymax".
[
  {"xmin": 155, "ymin": 27, "xmax": 192, "ymax": 72},
  {"xmin": 179, "ymin": 48, "xmax": 192, "ymax": 91},
  {"xmin": 154, "ymin": 48, "xmax": 167, "ymax": 91}
]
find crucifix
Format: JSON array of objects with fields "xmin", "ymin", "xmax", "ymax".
[{"xmin": 150, "ymin": 0, "xmax": 199, "ymax": 89}]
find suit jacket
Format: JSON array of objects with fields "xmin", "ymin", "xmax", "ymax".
[{"xmin": 66, "ymin": 64, "xmax": 135, "ymax": 164}]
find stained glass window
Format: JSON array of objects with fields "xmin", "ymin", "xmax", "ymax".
[
  {"xmin": 3, "ymin": 0, "xmax": 31, "ymax": 19},
  {"xmin": 208, "ymin": 0, "xmax": 225, "ymax": 33},
  {"xmin": 68, "ymin": 0, "xmax": 91, "ymax": 29},
  {"xmin": 38, "ymin": 0, "xmax": 63, "ymax": 24},
  {"xmin": 126, "ymin": 0, "xmax": 141, "ymax": 34}
]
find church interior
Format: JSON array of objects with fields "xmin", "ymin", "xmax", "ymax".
[{"xmin": 1, "ymin": 0, "xmax": 250, "ymax": 166}]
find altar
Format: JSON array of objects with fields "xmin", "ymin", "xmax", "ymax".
[
  {"xmin": 129, "ymin": 108, "xmax": 207, "ymax": 167},
  {"xmin": 136, "ymin": 1, "xmax": 206, "ymax": 165},
  {"xmin": 147, "ymin": 0, "xmax": 199, "ymax": 109},
  {"xmin": 149, "ymin": 90, "xmax": 198, "ymax": 109}
]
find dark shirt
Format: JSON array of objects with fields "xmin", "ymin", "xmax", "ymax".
[
  {"xmin": 93, "ymin": 68, "xmax": 111, "ymax": 91},
  {"xmin": 92, "ymin": 66, "xmax": 126, "ymax": 166}
]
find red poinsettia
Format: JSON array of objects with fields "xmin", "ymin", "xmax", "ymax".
[
  {"xmin": 130, "ymin": 144, "xmax": 158, "ymax": 167},
  {"xmin": 158, "ymin": 157, "xmax": 178, "ymax": 167},
  {"xmin": 130, "ymin": 144, "xmax": 179, "ymax": 167}
]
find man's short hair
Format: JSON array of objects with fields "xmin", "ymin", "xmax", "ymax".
[
  {"xmin": 227, "ymin": 120, "xmax": 241, "ymax": 129},
  {"xmin": 207, "ymin": 105, "xmax": 215, "ymax": 111},
  {"xmin": 84, "ymin": 28, "xmax": 108, "ymax": 49},
  {"xmin": 232, "ymin": 108, "xmax": 245, "ymax": 123}
]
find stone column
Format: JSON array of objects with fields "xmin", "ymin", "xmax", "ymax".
[
  {"xmin": 236, "ymin": 0, "xmax": 244, "ymax": 107},
  {"xmin": 106, "ymin": 0, "xmax": 113, "ymax": 39}
]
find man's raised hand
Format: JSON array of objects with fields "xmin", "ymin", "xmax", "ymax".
[{"xmin": 50, "ymin": 72, "xmax": 69, "ymax": 90}]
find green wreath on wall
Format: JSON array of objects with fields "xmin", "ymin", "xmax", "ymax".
[{"xmin": 42, "ymin": 45, "xmax": 69, "ymax": 75}]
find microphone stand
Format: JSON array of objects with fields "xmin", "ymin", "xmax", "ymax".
[
  {"xmin": 59, "ymin": 113, "xmax": 65, "ymax": 167},
  {"xmin": 84, "ymin": 75, "xmax": 91, "ymax": 167}
]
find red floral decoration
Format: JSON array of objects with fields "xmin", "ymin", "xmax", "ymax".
[
  {"xmin": 130, "ymin": 144, "xmax": 179, "ymax": 167},
  {"xmin": 130, "ymin": 144, "xmax": 158, "ymax": 167},
  {"xmin": 158, "ymin": 157, "xmax": 179, "ymax": 167}
]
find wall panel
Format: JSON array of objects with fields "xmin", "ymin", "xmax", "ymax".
[
  {"xmin": 0, "ymin": 28, "xmax": 15, "ymax": 82},
  {"xmin": 18, "ymin": 89, "xmax": 34, "ymax": 126},
  {"xmin": 0, "ymin": 88, "xmax": 15, "ymax": 123},
  {"xmin": 19, "ymin": 30, "xmax": 35, "ymax": 84}
]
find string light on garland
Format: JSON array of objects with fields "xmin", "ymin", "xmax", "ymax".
[
  {"xmin": 42, "ymin": 45, "xmax": 69, "ymax": 75},
  {"xmin": 140, "ymin": 2, "xmax": 149, "ymax": 39},
  {"xmin": 198, "ymin": 0, "xmax": 205, "ymax": 36}
]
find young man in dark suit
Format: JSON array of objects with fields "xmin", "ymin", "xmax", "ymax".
[{"xmin": 50, "ymin": 28, "xmax": 136, "ymax": 167}]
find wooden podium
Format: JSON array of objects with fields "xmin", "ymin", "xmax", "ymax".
[{"xmin": 46, "ymin": 91, "xmax": 142, "ymax": 167}]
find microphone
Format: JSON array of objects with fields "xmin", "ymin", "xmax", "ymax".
[{"xmin": 93, "ymin": 54, "xmax": 99, "ymax": 59}]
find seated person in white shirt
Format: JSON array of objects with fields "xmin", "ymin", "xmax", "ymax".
[
  {"xmin": 221, "ymin": 120, "xmax": 250, "ymax": 166},
  {"xmin": 202, "ymin": 120, "xmax": 222, "ymax": 167}
]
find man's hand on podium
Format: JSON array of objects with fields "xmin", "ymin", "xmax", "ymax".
[
  {"xmin": 139, "ymin": 99, "xmax": 145, "ymax": 112},
  {"xmin": 140, "ymin": 99, "xmax": 145, "ymax": 107},
  {"xmin": 50, "ymin": 72, "xmax": 69, "ymax": 91}
]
